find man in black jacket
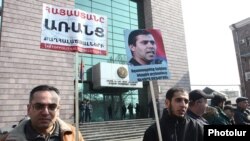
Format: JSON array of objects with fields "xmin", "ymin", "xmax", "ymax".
[
  {"xmin": 143, "ymin": 87, "xmax": 204, "ymax": 141},
  {"xmin": 234, "ymin": 97, "xmax": 250, "ymax": 125},
  {"xmin": 187, "ymin": 89, "xmax": 214, "ymax": 125}
]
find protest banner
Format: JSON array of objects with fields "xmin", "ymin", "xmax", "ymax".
[
  {"xmin": 41, "ymin": 4, "xmax": 108, "ymax": 55},
  {"xmin": 124, "ymin": 29, "xmax": 170, "ymax": 82}
]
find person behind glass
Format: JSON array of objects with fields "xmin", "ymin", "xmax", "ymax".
[
  {"xmin": 128, "ymin": 103, "xmax": 134, "ymax": 119},
  {"xmin": 0, "ymin": 85, "xmax": 84, "ymax": 141},
  {"xmin": 128, "ymin": 29, "xmax": 165, "ymax": 66},
  {"xmin": 187, "ymin": 89, "xmax": 214, "ymax": 125},
  {"xmin": 121, "ymin": 103, "xmax": 126, "ymax": 120},
  {"xmin": 85, "ymin": 100, "xmax": 92, "ymax": 122},
  {"xmin": 79, "ymin": 100, "xmax": 86, "ymax": 123},
  {"xmin": 108, "ymin": 104, "xmax": 113, "ymax": 120},
  {"xmin": 234, "ymin": 97, "xmax": 250, "ymax": 125},
  {"xmin": 135, "ymin": 103, "xmax": 140, "ymax": 119},
  {"xmin": 143, "ymin": 87, "xmax": 203, "ymax": 141}
]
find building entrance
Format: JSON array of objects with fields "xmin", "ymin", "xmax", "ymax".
[
  {"xmin": 79, "ymin": 90, "xmax": 140, "ymax": 122},
  {"xmin": 104, "ymin": 94, "xmax": 122, "ymax": 120}
]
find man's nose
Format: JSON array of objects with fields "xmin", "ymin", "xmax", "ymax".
[{"xmin": 41, "ymin": 107, "xmax": 50, "ymax": 114}]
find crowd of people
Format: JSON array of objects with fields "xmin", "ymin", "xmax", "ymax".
[
  {"xmin": 0, "ymin": 85, "xmax": 249, "ymax": 141},
  {"xmin": 143, "ymin": 87, "xmax": 250, "ymax": 141}
]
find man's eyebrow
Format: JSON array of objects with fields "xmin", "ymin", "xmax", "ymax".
[
  {"xmin": 141, "ymin": 39, "xmax": 154, "ymax": 41},
  {"xmin": 175, "ymin": 97, "xmax": 189, "ymax": 103},
  {"xmin": 140, "ymin": 40, "xmax": 155, "ymax": 43}
]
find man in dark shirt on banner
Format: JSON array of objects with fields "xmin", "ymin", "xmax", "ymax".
[{"xmin": 128, "ymin": 29, "xmax": 166, "ymax": 66}]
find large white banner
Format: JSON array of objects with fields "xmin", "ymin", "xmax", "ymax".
[{"xmin": 40, "ymin": 4, "xmax": 108, "ymax": 55}]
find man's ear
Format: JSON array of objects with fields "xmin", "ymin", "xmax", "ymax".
[
  {"xmin": 165, "ymin": 99, "xmax": 170, "ymax": 108},
  {"xmin": 57, "ymin": 107, "xmax": 60, "ymax": 117},
  {"xmin": 129, "ymin": 44, "xmax": 136, "ymax": 51},
  {"xmin": 27, "ymin": 104, "xmax": 31, "ymax": 116}
]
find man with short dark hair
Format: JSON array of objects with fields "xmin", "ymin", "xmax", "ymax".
[
  {"xmin": 128, "ymin": 29, "xmax": 166, "ymax": 66},
  {"xmin": 1, "ymin": 85, "xmax": 84, "ymax": 141},
  {"xmin": 187, "ymin": 89, "xmax": 214, "ymax": 125},
  {"xmin": 143, "ymin": 87, "xmax": 203, "ymax": 141},
  {"xmin": 204, "ymin": 94, "xmax": 231, "ymax": 125},
  {"xmin": 234, "ymin": 97, "xmax": 250, "ymax": 125}
]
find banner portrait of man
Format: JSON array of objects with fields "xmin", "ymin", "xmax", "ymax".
[{"xmin": 124, "ymin": 29, "xmax": 170, "ymax": 82}]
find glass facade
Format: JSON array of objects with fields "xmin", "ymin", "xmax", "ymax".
[
  {"xmin": 75, "ymin": 0, "xmax": 139, "ymax": 74},
  {"xmin": 75, "ymin": 0, "xmax": 146, "ymax": 122}
]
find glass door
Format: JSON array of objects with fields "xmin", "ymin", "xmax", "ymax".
[{"xmin": 104, "ymin": 94, "xmax": 122, "ymax": 120}]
